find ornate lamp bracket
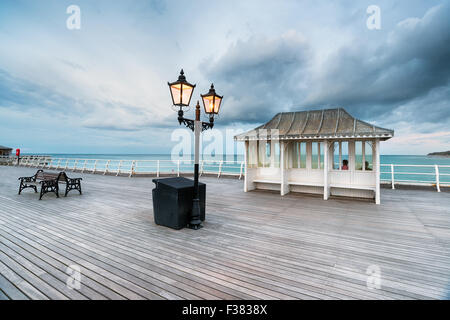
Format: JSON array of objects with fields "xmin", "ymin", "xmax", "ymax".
[{"xmin": 178, "ymin": 109, "xmax": 214, "ymax": 132}]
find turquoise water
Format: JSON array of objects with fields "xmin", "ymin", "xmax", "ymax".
[
  {"xmin": 380, "ymin": 155, "xmax": 450, "ymax": 184},
  {"xmin": 23, "ymin": 154, "xmax": 450, "ymax": 184}
]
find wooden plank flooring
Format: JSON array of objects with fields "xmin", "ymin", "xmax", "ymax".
[{"xmin": 0, "ymin": 166, "xmax": 449, "ymax": 300}]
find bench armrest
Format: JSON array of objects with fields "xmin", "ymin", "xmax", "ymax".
[
  {"xmin": 68, "ymin": 177, "xmax": 82, "ymax": 183},
  {"xmin": 39, "ymin": 179, "xmax": 58, "ymax": 186},
  {"xmin": 18, "ymin": 176, "xmax": 36, "ymax": 182}
]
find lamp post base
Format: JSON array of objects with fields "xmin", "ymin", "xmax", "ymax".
[
  {"xmin": 188, "ymin": 223, "xmax": 203, "ymax": 230},
  {"xmin": 188, "ymin": 198, "xmax": 203, "ymax": 229}
]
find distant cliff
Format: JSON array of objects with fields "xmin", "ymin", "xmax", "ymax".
[{"xmin": 428, "ymin": 151, "xmax": 450, "ymax": 157}]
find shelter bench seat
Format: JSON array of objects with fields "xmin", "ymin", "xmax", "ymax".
[
  {"xmin": 329, "ymin": 184, "xmax": 376, "ymax": 191},
  {"xmin": 289, "ymin": 181, "xmax": 324, "ymax": 187},
  {"xmin": 18, "ymin": 170, "xmax": 82, "ymax": 200},
  {"xmin": 253, "ymin": 179, "xmax": 375, "ymax": 191},
  {"xmin": 253, "ymin": 179, "xmax": 375, "ymax": 196},
  {"xmin": 253, "ymin": 179, "xmax": 281, "ymax": 184},
  {"xmin": 253, "ymin": 179, "xmax": 324, "ymax": 187}
]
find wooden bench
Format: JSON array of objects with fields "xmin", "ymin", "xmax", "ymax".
[
  {"xmin": 18, "ymin": 170, "xmax": 82, "ymax": 200},
  {"xmin": 329, "ymin": 183, "xmax": 376, "ymax": 191},
  {"xmin": 253, "ymin": 179, "xmax": 324, "ymax": 187}
]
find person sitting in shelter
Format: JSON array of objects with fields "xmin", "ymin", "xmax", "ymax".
[
  {"xmin": 365, "ymin": 161, "xmax": 372, "ymax": 171},
  {"xmin": 342, "ymin": 159, "xmax": 349, "ymax": 170}
]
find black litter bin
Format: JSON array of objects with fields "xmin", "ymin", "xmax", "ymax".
[{"xmin": 152, "ymin": 177, "xmax": 205, "ymax": 230}]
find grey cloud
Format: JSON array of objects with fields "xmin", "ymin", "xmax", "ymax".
[
  {"xmin": 148, "ymin": 0, "xmax": 166, "ymax": 14},
  {"xmin": 305, "ymin": 3, "xmax": 450, "ymax": 120},
  {"xmin": 0, "ymin": 69, "xmax": 72, "ymax": 114},
  {"xmin": 381, "ymin": 85, "xmax": 450, "ymax": 133},
  {"xmin": 59, "ymin": 59, "xmax": 86, "ymax": 71},
  {"xmin": 82, "ymin": 124, "xmax": 143, "ymax": 132},
  {"xmin": 202, "ymin": 31, "xmax": 312, "ymax": 125},
  {"xmin": 203, "ymin": 3, "xmax": 450, "ymax": 133},
  {"xmin": 0, "ymin": 69, "xmax": 160, "ymax": 131}
]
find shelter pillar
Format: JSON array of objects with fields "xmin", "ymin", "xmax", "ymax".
[
  {"xmin": 244, "ymin": 140, "xmax": 255, "ymax": 192},
  {"xmin": 349, "ymin": 140, "xmax": 355, "ymax": 172},
  {"xmin": 323, "ymin": 140, "xmax": 330, "ymax": 200},
  {"xmin": 306, "ymin": 142, "xmax": 312, "ymax": 170},
  {"xmin": 280, "ymin": 141, "xmax": 289, "ymax": 196},
  {"xmin": 270, "ymin": 139, "xmax": 276, "ymax": 168},
  {"xmin": 374, "ymin": 139, "xmax": 381, "ymax": 204}
]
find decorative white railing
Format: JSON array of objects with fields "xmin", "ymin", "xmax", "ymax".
[
  {"xmin": 9, "ymin": 157, "xmax": 246, "ymax": 180},
  {"xmin": 3, "ymin": 156, "xmax": 449, "ymax": 191},
  {"xmin": 380, "ymin": 164, "xmax": 450, "ymax": 192}
]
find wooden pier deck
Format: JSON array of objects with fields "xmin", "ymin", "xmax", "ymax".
[{"xmin": 0, "ymin": 166, "xmax": 449, "ymax": 300}]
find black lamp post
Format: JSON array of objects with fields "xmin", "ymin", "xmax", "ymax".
[{"xmin": 168, "ymin": 69, "xmax": 223, "ymax": 230}]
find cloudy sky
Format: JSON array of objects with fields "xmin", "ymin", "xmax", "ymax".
[{"xmin": 0, "ymin": 0, "xmax": 449, "ymax": 155}]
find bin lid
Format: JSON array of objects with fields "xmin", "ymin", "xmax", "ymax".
[{"xmin": 152, "ymin": 177, "xmax": 205, "ymax": 189}]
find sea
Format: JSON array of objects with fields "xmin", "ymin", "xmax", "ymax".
[{"xmin": 22, "ymin": 154, "xmax": 450, "ymax": 184}]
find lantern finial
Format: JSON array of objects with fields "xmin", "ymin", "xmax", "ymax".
[
  {"xmin": 207, "ymin": 84, "xmax": 216, "ymax": 95},
  {"xmin": 178, "ymin": 69, "xmax": 186, "ymax": 82}
]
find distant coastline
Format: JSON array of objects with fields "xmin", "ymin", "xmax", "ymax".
[{"xmin": 427, "ymin": 151, "xmax": 450, "ymax": 157}]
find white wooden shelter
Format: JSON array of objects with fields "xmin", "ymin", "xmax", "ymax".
[
  {"xmin": 0, "ymin": 145, "xmax": 12, "ymax": 157},
  {"xmin": 234, "ymin": 108, "xmax": 394, "ymax": 204}
]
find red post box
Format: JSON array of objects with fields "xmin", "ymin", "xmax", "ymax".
[{"xmin": 16, "ymin": 148, "xmax": 20, "ymax": 165}]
